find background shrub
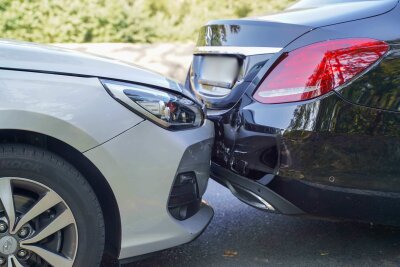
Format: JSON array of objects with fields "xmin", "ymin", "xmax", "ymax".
[{"xmin": 0, "ymin": 0, "xmax": 294, "ymax": 43}]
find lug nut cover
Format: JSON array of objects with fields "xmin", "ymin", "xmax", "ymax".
[
  {"xmin": 17, "ymin": 249, "xmax": 28, "ymax": 258},
  {"xmin": 0, "ymin": 222, "xmax": 7, "ymax": 233},
  {"xmin": 18, "ymin": 227, "xmax": 30, "ymax": 238}
]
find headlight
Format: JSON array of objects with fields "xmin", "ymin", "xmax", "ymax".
[{"xmin": 101, "ymin": 79, "xmax": 204, "ymax": 130}]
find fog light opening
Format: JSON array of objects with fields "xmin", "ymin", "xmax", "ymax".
[{"xmin": 168, "ymin": 172, "xmax": 201, "ymax": 220}]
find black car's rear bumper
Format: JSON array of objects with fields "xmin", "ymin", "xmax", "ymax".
[
  {"xmin": 208, "ymin": 92, "xmax": 400, "ymax": 225},
  {"xmin": 212, "ymin": 162, "xmax": 400, "ymax": 225}
]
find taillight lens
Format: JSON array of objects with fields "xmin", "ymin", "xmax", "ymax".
[{"xmin": 254, "ymin": 38, "xmax": 389, "ymax": 104}]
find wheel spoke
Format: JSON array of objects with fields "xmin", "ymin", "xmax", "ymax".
[
  {"xmin": 9, "ymin": 255, "xmax": 24, "ymax": 267},
  {"xmin": 21, "ymin": 209, "xmax": 74, "ymax": 245},
  {"xmin": 19, "ymin": 245, "xmax": 73, "ymax": 267},
  {"xmin": 1, "ymin": 177, "xmax": 77, "ymax": 266},
  {"xmin": 12, "ymin": 190, "xmax": 62, "ymax": 234},
  {"xmin": 0, "ymin": 178, "xmax": 16, "ymax": 230}
]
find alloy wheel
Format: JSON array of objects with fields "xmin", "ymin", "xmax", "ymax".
[{"xmin": 0, "ymin": 177, "xmax": 78, "ymax": 267}]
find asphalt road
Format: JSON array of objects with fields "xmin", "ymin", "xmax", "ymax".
[{"xmin": 126, "ymin": 180, "xmax": 400, "ymax": 267}]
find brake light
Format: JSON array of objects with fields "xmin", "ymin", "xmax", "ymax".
[{"xmin": 254, "ymin": 38, "xmax": 389, "ymax": 104}]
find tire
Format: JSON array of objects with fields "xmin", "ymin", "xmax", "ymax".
[{"xmin": 0, "ymin": 144, "xmax": 105, "ymax": 267}]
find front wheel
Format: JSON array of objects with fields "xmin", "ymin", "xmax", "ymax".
[{"xmin": 0, "ymin": 145, "xmax": 105, "ymax": 267}]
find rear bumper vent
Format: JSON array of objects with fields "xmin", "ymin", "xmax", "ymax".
[{"xmin": 168, "ymin": 172, "xmax": 201, "ymax": 221}]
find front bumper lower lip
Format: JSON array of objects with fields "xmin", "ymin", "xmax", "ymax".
[
  {"xmin": 119, "ymin": 202, "xmax": 214, "ymax": 265},
  {"xmin": 176, "ymin": 201, "xmax": 214, "ymax": 237}
]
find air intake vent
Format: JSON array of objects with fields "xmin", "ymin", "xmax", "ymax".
[{"xmin": 168, "ymin": 172, "xmax": 201, "ymax": 220}]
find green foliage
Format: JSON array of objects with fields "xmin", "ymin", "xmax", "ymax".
[{"xmin": 0, "ymin": 0, "xmax": 294, "ymax": 43}]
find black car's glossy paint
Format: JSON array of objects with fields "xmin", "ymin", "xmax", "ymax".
[
  {"xmin": 188, "ymin": 0, "xmax": 400, "ymax": 224},
  {"xmin": 196, "ymin": 22, "xmax": 312, "ymax": 48},
  {"xmin": 260, "ymin": 0, "xmax": 397, "ymax": 28},
  {"xmin": 338, "ymin": 49, "xmax": 400, "ymax": 112}
]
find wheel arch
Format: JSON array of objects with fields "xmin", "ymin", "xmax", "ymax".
[{"xmin": 0, "ymin": 129, "xmax": 121, "ymax": 263}]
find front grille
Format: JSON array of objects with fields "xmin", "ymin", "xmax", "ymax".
[{"xmin": 168, "ymin": 172, "xmax": 201, "ymax": 221}]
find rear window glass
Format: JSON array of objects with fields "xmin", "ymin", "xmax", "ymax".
[{"xmin": 290, "ymin": 0, "xmax": 384, "ymax": 9}]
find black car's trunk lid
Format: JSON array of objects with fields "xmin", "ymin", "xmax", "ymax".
[
  {"xmin": 189, "ymin": 0, "xmax": 398, "ymax": 109},
  {"xmin": 196, "ymin": 20, "xmax": 312, "ymax": 48},
  {"xmin": 258, "ymin": 0, "xmax": 398, "ymax": 28},
  {"xmin": 197, "ymin": 0, "xmax": 398, "ymax": 48}
]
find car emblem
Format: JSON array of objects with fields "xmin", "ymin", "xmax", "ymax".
[
  {"xmin": 0, "ymin": 236, "xmax": 18, "ymax": 255},
  {"xmin": 205, "ymin": 26, "xmax": 213, "ymax": 46}
]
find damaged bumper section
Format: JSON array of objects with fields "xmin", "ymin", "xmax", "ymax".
[{"xmin": 209, "ymin": 92, "xmax": 400, "ymax": 225}]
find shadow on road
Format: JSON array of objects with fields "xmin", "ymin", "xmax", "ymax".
[{"xmin": 124, "ymin": 181, "xmax": 400, "ymax": 267}]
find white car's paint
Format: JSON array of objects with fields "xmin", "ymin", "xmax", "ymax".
[
  {"xmin": 85, "ymin": 120, "xmax": 214, "ymax": 258},
  {"xmin": 0, "ymin": 69, "xmax": 143, "ymax": 151},
  {"xmin": 0, "ymin": 40, "xmax": 214, "ymax": 262},
  {"xmin": 0, "ymin": 40, "xmax": 181, "ymax": 90}
]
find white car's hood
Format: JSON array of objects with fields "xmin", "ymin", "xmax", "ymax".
[{"xmin": 0, "ymin": 40, "xmax": 182, "ymax": 91}]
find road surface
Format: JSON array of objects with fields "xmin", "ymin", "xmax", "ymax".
[{"xmin": 126, "ymin": 180, "xmax": 400, "ymax": 267}]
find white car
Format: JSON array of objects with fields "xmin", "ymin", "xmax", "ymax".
[{"xmin": 0, "ymin": 40, "xmax": 214, "ymax": 267}]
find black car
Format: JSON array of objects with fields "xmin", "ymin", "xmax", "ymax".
[{"xmin": 187, "ymin": 0, "xmax": 400, "ymax": 225}]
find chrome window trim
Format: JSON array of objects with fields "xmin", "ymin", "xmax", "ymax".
[{"xmin": 194, "ymin": 46, "xmax": 282, "ymax": 56}]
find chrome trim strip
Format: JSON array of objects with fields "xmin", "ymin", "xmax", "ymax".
[
  {"xmin": 194, "ymin": 46, "xmax": 282, "ymax": 56},
  {"xmin": 246, "ymin": 189, "xmax": 276, "ymax": 211},
  {"xmin": 225, "ymin": 180, "xmax": 275, "ymax": 211}
]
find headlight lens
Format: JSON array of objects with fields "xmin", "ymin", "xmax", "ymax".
[{"xmin": 101, "ymin": 79, "xmax": 204, "ymax": 130}]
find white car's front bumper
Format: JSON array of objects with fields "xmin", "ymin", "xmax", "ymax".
[{"xmin": 84, "ymin": 119, "xmax": 214, "ymax": 260}]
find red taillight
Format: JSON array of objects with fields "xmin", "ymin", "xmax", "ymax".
[{"xmin": 253, "ymin": 38, "xmax": 389, "ymax": 104}]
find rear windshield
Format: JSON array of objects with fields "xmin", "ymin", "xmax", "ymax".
[{"xmin": 290, "ymin": 0, "xmax": 387, "ymax": 9}]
